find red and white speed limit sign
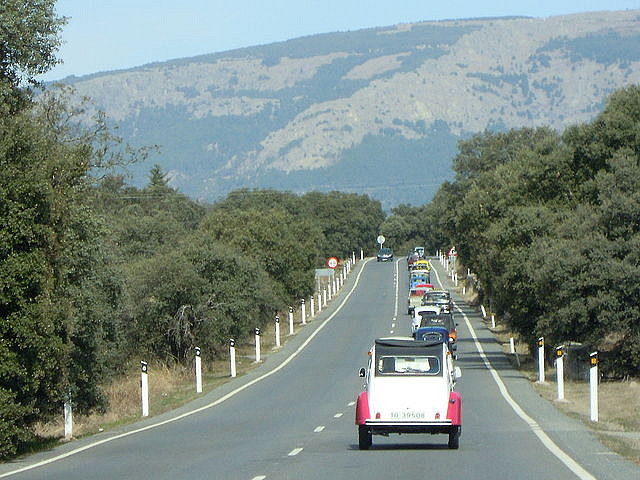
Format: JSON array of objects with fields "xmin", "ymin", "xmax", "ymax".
[{"xmin": 327, "ymin": 257, "xmax": 339, "ymax": 269}]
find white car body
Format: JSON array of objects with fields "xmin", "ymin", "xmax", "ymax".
[{"xmin": 356, "ymin": 337, "xmax": 462, "ymax": 449}]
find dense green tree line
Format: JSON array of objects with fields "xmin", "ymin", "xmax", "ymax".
[{"xmin": 386, "ymin": 86, "xmax": 640, "ymax": 377}]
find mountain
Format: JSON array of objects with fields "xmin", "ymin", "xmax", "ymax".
[{"xmin": 59, "ymin": 9, "xmax": 640, "ymax": 208}]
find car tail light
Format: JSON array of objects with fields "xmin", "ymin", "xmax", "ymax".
[
  {"xmin": 376, "ymin": 412, "xmax": 381, "ymax": 419},
  {"xmin": 435, "ymin": 412, "xmax": 440, "ymax": 419}
]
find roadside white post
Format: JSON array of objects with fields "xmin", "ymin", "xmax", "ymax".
[
  {"xmin": 480, "ymin": 305, "xmax": 486, "ymax": 318},
  {"xmin": 462, "ymin": 286, "xmax": 466, "ymax": 295},
  {"xmin": 360, "ymin": 248, "xmax": 363, "ymax": 260},
  {"xmin": 537, "ymin": 337, "xmax": 545, "ymax": 383},
  {"xmin": 317, "ymin": 293, "xmax": 322, "ymax": 313},
  {"xmin": 590, "ymin": 352, "xmax": 599, "ymax": 422},
  {"xmin": 491, "ymin": 315, "xmax": 496, "ymax": 329},
  {"xmin": 509, "ymin": 337, "xmax": 515, "ymax": 354},
  {"xmin": 310, "ymin": 296, "xmax": 315, "ymax": 318},
  {"xmin": 288, "ymin": 306, "xmax": 294, "ymax": 335},
  {"xmin": 323, "ymin": 288, "xmax": 327, "ymax": 305},
  {"xmin": 275, "ymin": 315, "xmax": 281, "ymax": 347},
  {"xmin": 229, "ymin": 339, "xmax": 237, "ymax": 377},
  {"xmin": 328, "ymin": 281, "xmax": 333, "ymax": 300},
  {"xmin": 195, "ymin": 347, "xmax": 202, "ymax": 393},
  {"xmin": 555, "ymin": 345, "xmax": 564, "ymax": 401},
  {"xmin": 255, "ymin": 328, "xmax": 261, "ymax": 362},
  {"xmin": 352, "ymin": 251, "xmax": 356, "ymax": 263},
  {"xmin": 64, "ymin": 393, "xmax": 73, "ymax": 440},
  {"xmin": 454, "ymin": 272, "xmax": 458, "ymax": 286},
  {"xmin": 140, "ymin": 361, "xmax": 149, "ymax": 417},
  {"xmin": 301, "ymin": 298, "xmax": 306, "ymax": 325}
]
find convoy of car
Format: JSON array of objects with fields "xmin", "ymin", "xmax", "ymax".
[{"xmin": 356, "ymin": 247, "xmax": 463, "ymax": 450}]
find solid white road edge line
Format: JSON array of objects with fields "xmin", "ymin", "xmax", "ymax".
[
  {"xmin": 0, "ymin": 259, "xmax": 374, "ymax": 478},
  {"xmin": 431, "ymin": 266, "xmax": 597, "ymax": 480}
]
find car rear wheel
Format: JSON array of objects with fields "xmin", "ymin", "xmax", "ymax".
[
  {"xmin": 448, "ymin": 427, "xmax": 460, "ymax": 449},
  {"xmin": 358, "ymin": 426, "xmax": 372, "ymax": 450}
]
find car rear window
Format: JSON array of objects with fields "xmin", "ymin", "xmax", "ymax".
[{"xmin": 376, "ymin": 355, "xmax": 441, "ymax": 375}]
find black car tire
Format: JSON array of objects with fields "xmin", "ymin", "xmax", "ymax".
[
  {"xmin": 448, "ymin": 426, "xmax": 460, "ymax": 449},
  {"xmin": 358, "ymin": 426, "xmax": 372, "ymax": 450}
]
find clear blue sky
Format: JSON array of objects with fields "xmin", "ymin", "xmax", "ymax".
[{"xmin": 42, "ymin": 0, "xmax": 640, "ymax": 81}]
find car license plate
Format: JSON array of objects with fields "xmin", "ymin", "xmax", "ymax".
[{"xmin": 390, "ymin": 411, "xmax": 426, "ymax": 420}]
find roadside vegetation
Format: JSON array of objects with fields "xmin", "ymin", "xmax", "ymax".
[{"xmin": 384, "ymin": 85, "xmax": 640, "ymax": 380}]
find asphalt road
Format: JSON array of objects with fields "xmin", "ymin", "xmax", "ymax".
[{"xmin": 1, "ymin": 257, "xmax": 638, "ymax": 480}]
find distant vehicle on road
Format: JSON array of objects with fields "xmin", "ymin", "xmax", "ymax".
[
  {"xmin": 377, "ymin": 247, "xmax": 394, "ymax": 262},
  {"xmin": 407, "ymin": 284, "xmax": 434, "ymax": 315},
  {"xmin": 422, "ymin": 289, "xmax": 453, "ymax": 314},
  {"xmin": 356, "ymin": 337, "xmax": 462, "ymax": 450}
]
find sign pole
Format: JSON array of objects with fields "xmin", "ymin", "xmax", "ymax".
[
  {"xmin": 229, "ymin": 339, "xmax": 236, "ymax": 377},
  {"xmin": 195, "ymin": 347, "xmax": 202, "ymax": 393},
  {"xmin": 254, "ymin": 328, "xmax": 261, "ymax": 363},
  {"xmin": 63, "ymin": 393, "xmax": 73, "ymax": 440},
  {"xmin": 555, "ymin": 345, "xmax": 564, "ymax": 401},
  {"xmin": 288, "ymin": 306, "xmax": 294, "ymax": 335},
  {"xmin": 537, "ymin": 337, "xmax": 545, "ymax": 383},
  {"xmin": 140, "ymin": 361, "xmax": 149, "ymax": 417},
  {"xmin": 590, "ymin": 352, "xmax": 599, "ymax": 422}
]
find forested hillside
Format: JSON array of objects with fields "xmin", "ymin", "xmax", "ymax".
[{"xmin": 58, "ymin": 9, "xmax": 640, "ymax": 207}]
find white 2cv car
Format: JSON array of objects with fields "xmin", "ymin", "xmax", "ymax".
[{"xmin": 355, "ymin": 336, "xmax": 462, "ymax": 450}]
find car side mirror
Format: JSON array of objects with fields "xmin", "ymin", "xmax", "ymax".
[
  {"xmin": 359, "ymin": 367, "xmax": 366, "ymax": 378},
  {"xmin": 454, "ymin": 366, "xmax": 462, "ymax": 379}
]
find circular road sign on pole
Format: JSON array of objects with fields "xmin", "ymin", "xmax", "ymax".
[{"xmin": 327, "ymin": 257, "xmax": 339, "ymax": 269}]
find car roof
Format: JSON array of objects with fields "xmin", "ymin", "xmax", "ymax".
[{"xmin": 375, "ymin": 337, "xmax": 444, "ymax": 348}]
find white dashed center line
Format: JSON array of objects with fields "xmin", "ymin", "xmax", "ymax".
[
  {"xmin": 314, "ymin": 426, "xmax": 325, "ymax": 433},
  {"xmin": 334, "ymin": 412, "xmax": 343, "ymax": 418},
  {"xmin": 288, "ymin": 448, "xmax": 303, "ymax": 456}
]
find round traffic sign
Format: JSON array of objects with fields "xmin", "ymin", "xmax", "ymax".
[
  {"xmin": 377, "ymin": 235, "xmax": 385, "ymax": 244},
  {"xmin": 327, "ymin": 257, "xmax": 339, "ymax": 269}
]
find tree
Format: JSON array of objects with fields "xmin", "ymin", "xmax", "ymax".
[
  {"xmin": 199, "ymin": 207, "xmax": 322, "ymax": 299},
  {"xmin": 0, "ymin": 0, "xmax": 66, "ymax": 111}
]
